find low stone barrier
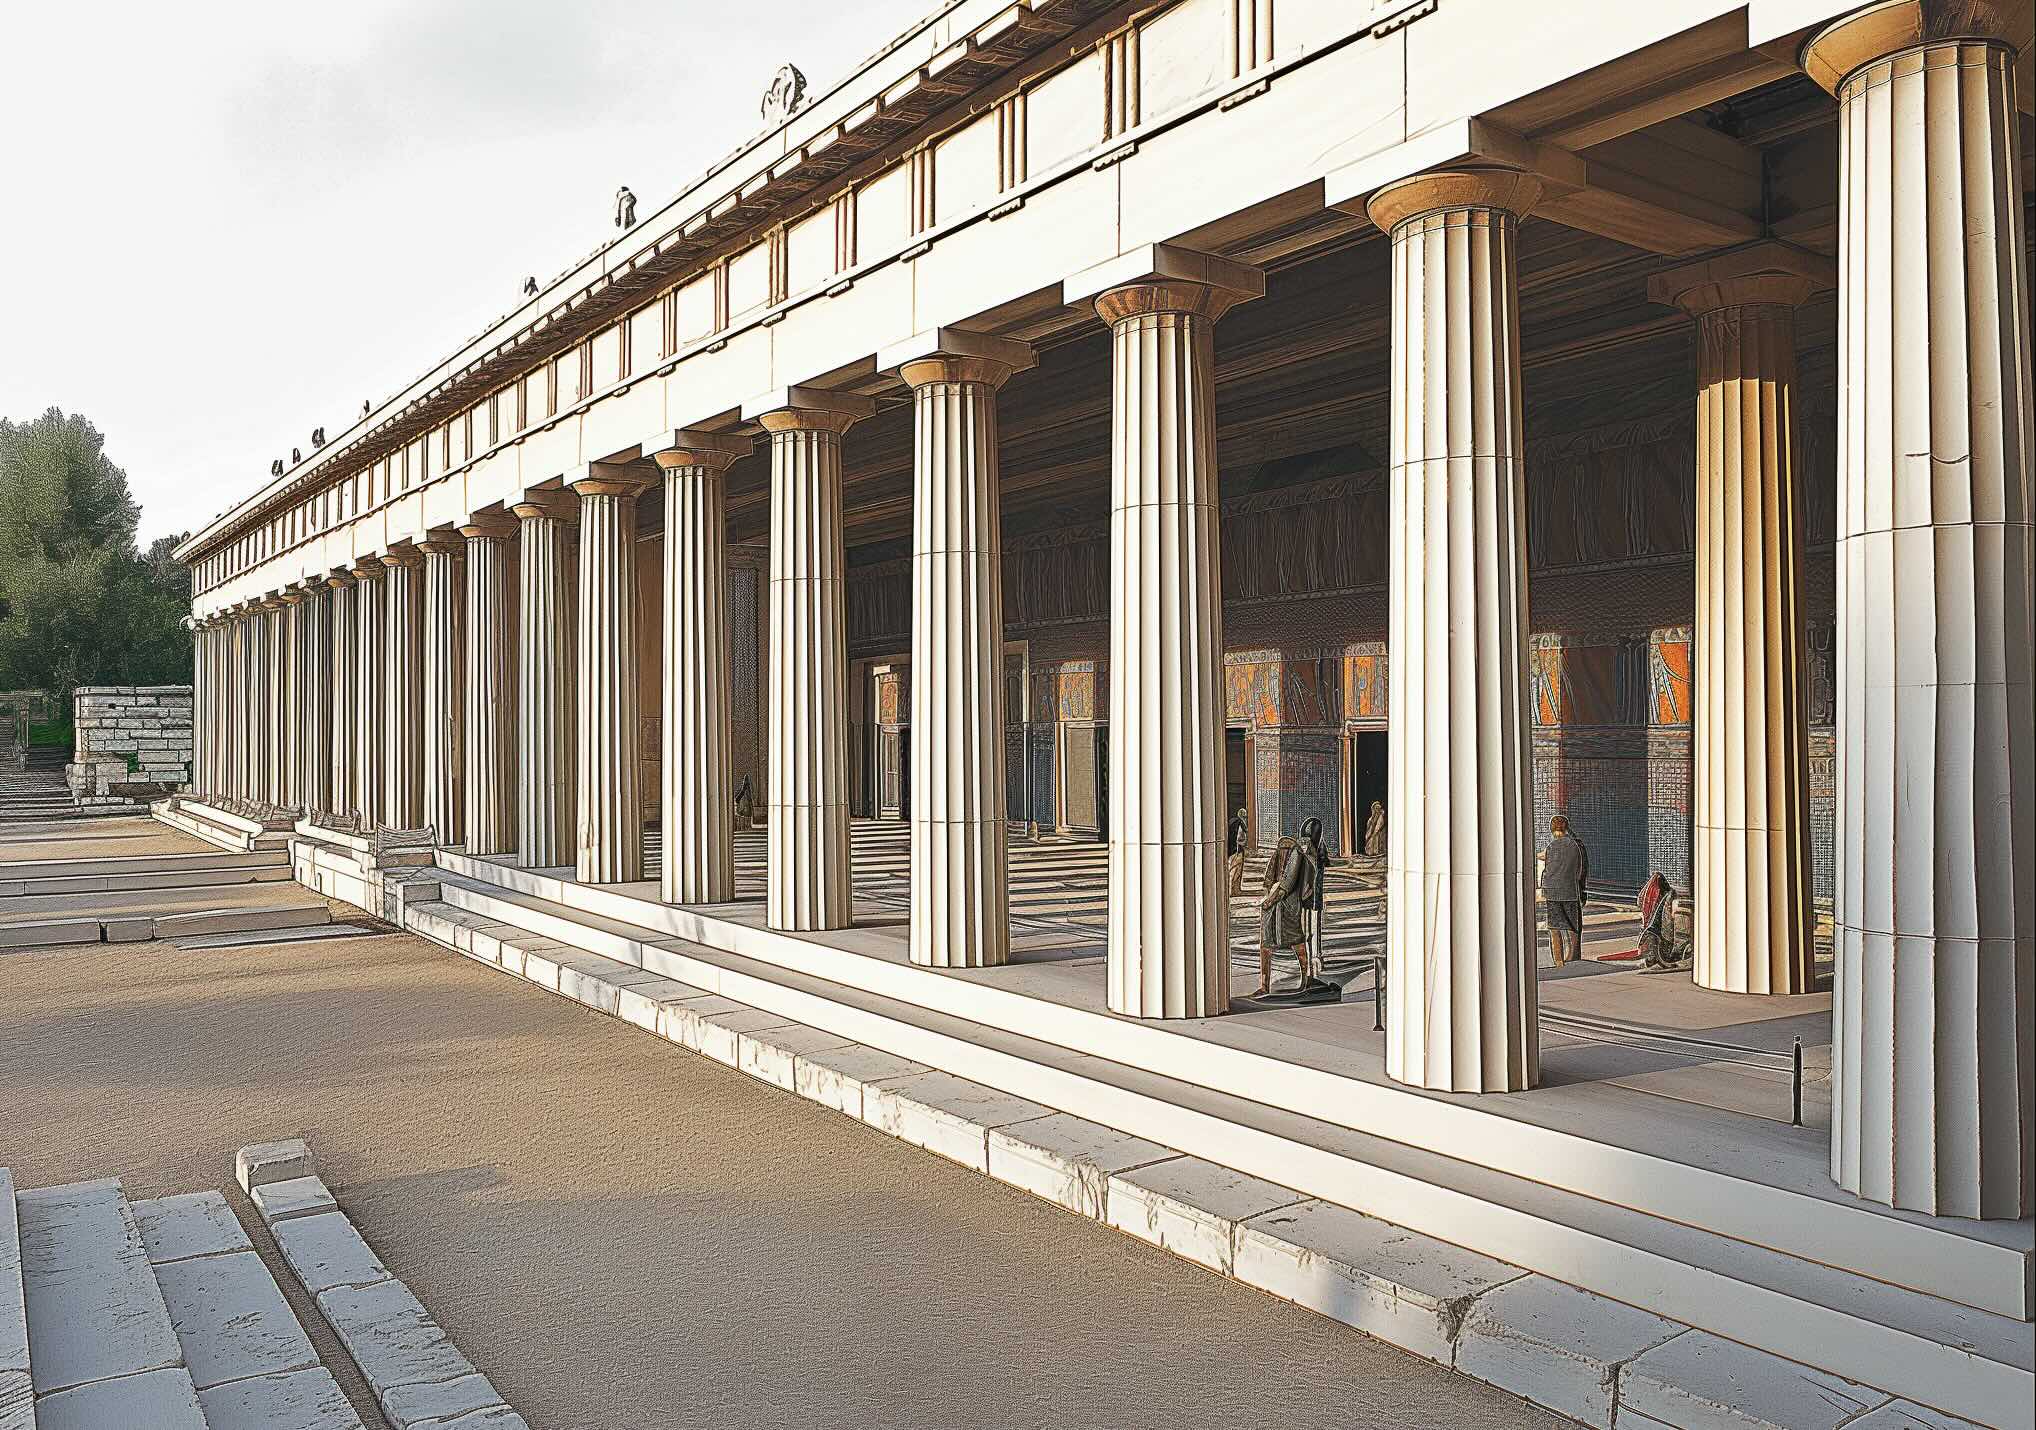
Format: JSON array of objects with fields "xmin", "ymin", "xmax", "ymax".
[{"xmin": 66, "ymin": 685, "xmax": 193, "ymax": 803}]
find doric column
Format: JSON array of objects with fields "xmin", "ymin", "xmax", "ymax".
[
  {"xmin": 462, "ymin": 513, "xmax": 520, "ymax": 857},
  {"xmin": 572, "ymin": 465, "xmax": 651, "ymax": 885},
  {"xmin": 275, "ymin": 593, "xmax": 303, "ymax": 811},
  {"xmin": 744, "ymin": 386, "xmax": 875, "ymax": 931},
  {"xmin": 228, "ymin": 611, "xmax": 249, "ymax": 802},
  {"xmin": 296, "ymin": 582, "xmax": 332, "ymax": 816},
  {"xmin": 1064, "ymin": 245, "xmax": 1264, "ymax": 1018},
  {"xmin": 514, "ymin": 492, "xmax": 578, "ymax": 869},
  {"xmin": 326, "ymin": 573, "xmax": 358, "ymax": 821},
  {"xmin": 246, "ymin": 601, "xmax": 273, "ymax": 809},
  {"xmin": 189, "ymin": 620, "xmax": 208, "ymax": 798},
  {"xmin": 351, "ymin": 558, "xmax": 387, "ymax": 829},
  {"xmin": 382, "ymin": 545, "xmax": 426, "ymax": 830},
  {"xmin": 1368, "ymin": 171, "xmax": 1542, "ymax": 1091},
  {"xmin": 421, "ymin": 534, "xmax": 466, "ymax": 845},
  {"xmin": 649, "ymin": 430, "xmax": 752, "ymax": 905},
  {"xmin": 882, "ymin": 329, "xmax": 1037, "ymax": 968},
  {"xmin": 1805, "ymin": 3, "xmax": 2033, "ymax": 1219},
  {"xmin": 1651, "ymin": 244, "xmax": 1831, "ymax": 996}
]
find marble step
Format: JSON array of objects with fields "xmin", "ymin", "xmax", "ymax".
[
  {"xmin": 11, "ymin": 1178, "xmax": 203, "ymax": 1429},
  {"xmin": 414, "ymin": 875, "xmax": 2033, "ymax": 1429},
  {"xmin": 0, "ymin": 864, "xmax": 293, "ymax": 899},
  {"xmin": 0, "ymin": 850, "xmax": 289, "ymax": 884},
  {"xmin": 0, "ymin": 1170, "xmax": 31, "ymax": 1430}
]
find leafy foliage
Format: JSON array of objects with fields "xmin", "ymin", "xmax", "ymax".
[{"xmin": 0, "ymin": 408, "xmax": 192, "ymax": 705}]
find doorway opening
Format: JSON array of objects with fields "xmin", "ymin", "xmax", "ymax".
[{"xmin": 1347, "ymin": 725, "xmax": 1388, "ymax": 855}]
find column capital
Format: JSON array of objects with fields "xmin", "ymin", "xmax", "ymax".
[
  {"xmin": 277, "ymin": 589, "xmax": 306, "ymax": 606},
  {"xmin": 256, "ymin": 594, "xmax": 285, "ymax": 611},
  {"xmin": 348, "ymin": 556, "xmax": 385, "ymax": 581},
  {"xmin": 1802, "ymin": 0, "xmax": 2031, "ymax": 94},
  {"xmin": 1647, "ymin": 241, "xmax": 1837, "ymax": 316},
  {"xmin": 418, "ymin": 528, "xmax": 466, "ymax": 555},
  {"xmin": 1366, "ymin": 168, "xmax": 1543, "ymax": 234},
  {"xmin": 323, "ymin": 569, "xmax": 356, "ymax": 590},
  {"xmin": 566, "ymin": 462, "xmax": 652, "ymax": 499},
  {"xmin": 382, "ymin": 542, "xmax": 425, "ymax": 569},
  {"xmin": 459, "ymin": 510, "xmax": 519, "ymax": 540},
  {"xmin": 1064, "ymin": 242, "xmax": 1264, "ymax": 325},
  {"xmin": 880, "ymin": 327, "xmax": 1037, "ymax": 390},
  {"xmin": 512, "ymin": 489, "xmax": 580, "ymax": 521},
  {"xmin": 742, "ymin": 386, "xmax": 877, "ymax": 435},
  {"xmin": 643, "ymin": 428, "xmax": 754, "ymax": 472}
]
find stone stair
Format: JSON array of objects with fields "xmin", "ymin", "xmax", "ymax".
[
  {"xmin": 0, "ymin": 1170, "xmax": 365, "ymax": 1430},
  {"xmin": 0, "ymin": 773, "xmax": 78, "ymax": 826}
]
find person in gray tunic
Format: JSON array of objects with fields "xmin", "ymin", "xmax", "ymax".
[
  {"xmin": 1256, "ymin": 823, "xmax": 1322, "ymax": 995},
  {"xmin": 1542, "ymin": 814, "xmax": 1590, "ymax": 964}
]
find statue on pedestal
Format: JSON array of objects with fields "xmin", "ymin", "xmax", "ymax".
[
  {"xmin": 1251, "ymin": 816, "xmax": 1342, "ymax": 1005},
  {"xmin": 1363, "ymin": 799, "xmax": 1385, "ymax": 857}
]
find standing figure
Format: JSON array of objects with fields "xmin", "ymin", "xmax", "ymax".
[
  {"xmin": 732, "ymin": 773, "xmax": 754, "ymax": 828},
  {"xmin": 1541, "ymin": 814, "xmax": 1590, "ymax": 965},
  {"xmin": 1256, "ymin": 822, "xmax": 1321, "ymax": 996},
  {"xmin": 614, "ymin": 186, "xmax": 637, "ymax": 229},
  {"xmin": 1227, "ymin": 807, "xmax": 1248, "ymax": 898},
  {"xmin": 1363, "ymin": 799, "xmax": 1385, "ymax": 858}
]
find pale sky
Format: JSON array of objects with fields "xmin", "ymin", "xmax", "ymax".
[{"xmin": 0, "ymin": 0, "xmax": 936, "ymax": 547}]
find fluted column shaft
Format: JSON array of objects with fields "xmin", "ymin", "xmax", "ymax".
[
  {"xmin": 327, "ymin": 576, "xmax": 358, "ymax": 820},
  {"xmin": 1655, "ymin": 252, "xmax": 1825, "ymax": 995},
  {"xmin": 296, "ymin": 588, "xmax": 332, "ymax": 814},
  {"xmin": 463, "ymin": 518, "xmax": 519, "ymax": 856},
  {"xmin": 383, "ymin": 548, "xmax": 425, "ymax": 829},
  {"xmin": 1096, "ymin": 279, "xmax": 1250, "ymax": 1019},
  {"xmin": 276, "ymin": 596, "xmax": 303, "ymax": 811},
  {"xmin": 899, "ymin": 344, "xmax": 1030, "ymax": 968},
  {"xmin": 352, "ymin": 560, "xmax": 387, "ymax": 829},
  {"xmin": 1370, "ymin": 171, "xmax": 1542, "ymax": 1092},
  {"xmin": 516, "ymin": 497, "xmax": 578, "ymax": 868},
  {"xmin": 654, "ymin": 435, "xmax": 749, "ymax": 905},
  {"xmin": 422, "ymin": 539, "xmax": 466, "ymax": 845},
  {"xmin": 1808, "ymin": 11, "xmax": 2033, "ymax": 1219},
  {"xmin": 573, "ymin": 472, "xmax": 648, "ymax": 884},
  {"xmin": 230, "ymin": 615, "xmax": 249, "ymax": 801},
  {"xmin": 758, "ymin": 393, "xmax": 871, "ymax": 931},
  {"xmin": 246, "ymin": 605, "xmax": 272, "ymax": 808}
]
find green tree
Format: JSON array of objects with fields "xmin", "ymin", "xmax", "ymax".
[{"xmin": 0, "ymin": 408, "xmax": 192, "ymax": 707}]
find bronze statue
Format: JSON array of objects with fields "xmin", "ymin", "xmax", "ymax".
[
  {"xmin": 733, "ymin": 773, "xmax": 755, "ymax": 827},
  {"xmin": 1256, "ymin": 818, "xmax": 1322, "ymax": 996},
  {"xmin": 615, "ymin": 186, "xmax": 637, "ymax": 229}
]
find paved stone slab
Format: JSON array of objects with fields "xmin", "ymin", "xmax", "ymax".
[
  {"xmin": 1235, "ymin": 1198, "xmax": 1527, "ymax": 1364},
  {"xmin": 555, "ymin": 956, "xmax": 632, "ymax": 1013},
  {"xmin": 154, "ymin": 903, "xmax": 329, "ymax": 938},
  {"xmin": 737, "ymin": 1023, "xmax": 855, "ymax": 1089},
  {"xmin": 32, "ymin": 1366, "xmax": 206, "ymax": 1430},
  {"xmin": 315, "ymin": 1279, "xmax": 477, "ymax": 1412},
  {"xmin": 684, "ymin": 1006, "xmax": 798, "ymax": 1066},
  {"xmin": 653, "ymin": 994, "xmax": 747, "ymax": 1046},
  {"xmin": 987, "ymin": 1113, "xmax": 1175, "ymax": 1220},
  {"xmin": 613, "ymin": 977, "xmax": 711, "ymax": 1034},
  {"xmin": 251, "ymin": 1175, "xmax": 339, "ymax": 1224},
  {"xmin": 271, "ymin": 1212, "xmax": 390, "ymax": 1296},
  {"xmin": 792, "ymin": 1044, "xmax": 931, "ymax": 1117},
  {"xmin": 424, "ymin": 1407, "xmax": 530, "ymax": 1429},
  {"xmin": 1842, "ymin": 1401, "xmax": 1988, "ymax": 1429},
  {"xmin": 1616, "ymin": 1329, "xmax": 1890, "ymax": 1430},
  {"xmin": 134, "ymin": 1191, "xmax": 253, "ymax": 1263},
  {"xmin": 0, "ymin": 1169, "xmax": 26, "ymax": 1430},
  {"xmin": 1105, "ymin": 1157, "xmax": 1303, "ymax": 1276},
  {"xmin": 383, "ymin": 1371, "xmax": 510, "ymax": 1427},
  {"xmin": 1453, "ymin": 1274, "xmax": 1686, "ymax": 1428},
  {"xmin": 14, "ymin": 1179, "xmax": 184, "ymax": 1394},
  {"xmin": 0, "ymin": 920, "xmax": 98, "ymax": 949},
  {"xmin": 198, "ymin": 1367, "xmax": 365, "ymax": 1430},
  {"xmin": 153, "ymin": 1249, "xmax": 319, "ymax": 1390},
  {"xmin": 238, "ymin": 1138, "xmax": 316, "ymax": 1194},
  {"xmin": 103, "ymin": 914, "xmax": 154, "ymax": 942},
  {"xmin": 863, "ymin": 1071, "xmax": 1056, "ymax": 1173}
]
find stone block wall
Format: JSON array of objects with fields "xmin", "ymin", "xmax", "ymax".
[{"xmin": 66, "ymin": 685, "xmax": 193, "ymax": 803}]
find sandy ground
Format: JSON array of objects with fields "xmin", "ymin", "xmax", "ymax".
[
  {"xmin": 1, "ymin": 929, "xmax": 1565, "ymax": 1430},
  {"xmin": 0, "ymin": 813, "xmax": 214, "ymax": 861}
]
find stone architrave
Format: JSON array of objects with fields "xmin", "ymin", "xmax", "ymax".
[
  {"xmin": 382, "ymin": 544, "xmax": 426, "ymax": 830},
  {"xmin": 351, "ymin": 557, "xmax": 387, "ymax": 829},
  {"xmin": 1651, "ymin": 244, "xmax": 1832, "ymax": 996},
  {"xmin": 1064, "ymin": 245, "xmax": 1264, "ymax": 1018},
  {"xmin": 326, "ymin": 572, "xmax": 358, "ymax": 821},
  {"xmin": 744, "ymin": 386, "xmax": 876, "ymax": 931},
  {"xmin": 647, "ymin": 429, "xmax": 753, "ymax": 905},
  {"xmin": 884, "ymin": 329, "xmax": 1037, "ymax": 969},
  {"xmin": 571, "ymin": 465, "xmax": 652, "ymax": 885},
  {"xmin": 1368, "ymin": 170, "xmax": 1543, "ymax": 1093},
  {"xmin": 1805, "ymin": 2, "xmax": 2034, "ymax": 1220},
  {"xmin": 421, "ymin": 534, "xmax": 466, "ymax": 845},
  {"xmin": 515, "ymin": 492, "xmax": 579, "ymax": 870},
  {"xmin": 295, "ymin": 583, "xmax": 332, "ymax": 815},
  {"xmin": 461, "ymin": 513, "xmax": 520, "ymax": 857}
]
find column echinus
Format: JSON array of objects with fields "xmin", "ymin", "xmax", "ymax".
[
  {"xmin": 1366, "ymin": 170, "xmax": 1541, "ymax": 1091},
  {"xmin": 880, "ymin": 329, "xmax": 1037, "ymax": 968},
  {"xmin": 326, "ymin": 570, "xmax": 358, "ymax": 821},
  {"xmin": 295, "ymin": 580, "xmax": 333, "ymax": 816},
  {"xmin": 275, "ymin": 590, "xmax": 304, "ymax": 812},
  {"xmin": 351, "ymin": 556, "xmax": 388, "ymax": 830},
  {"xmin": 572, "ymin": 464, "xmax": 652, "ymax": 885},
  {"xmin": 420, "ymin": 532, "xmax": 466, "ymax": 845},
  {"xmin": 515, "ymin": 491, "xmax": 578, "ymax": 869},
  {"xmin": 741, "ymin": 386, "xmax": 876, "ymax": 931},
  {"xmin": 462, "ymin": 511, "xmax": 520, "ymax": 857},
  {"xmin": 381, "ymin": 544, "xmax": 426, "ymax": 830},
  {"xmin": 1804, "ymin": 0, "xmax": 2034, "ymax": 1220},
  {"xmin": 648, "ymin": 429, "xmax": 753, "ymax": 905},
  {"xmin": 1649, "ymin": 244, "xmax": 1833, "ymax": 996},
  {"xmin": 1063, "ymin": 245, "xmax": 1264, "ymax": 1018}
]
